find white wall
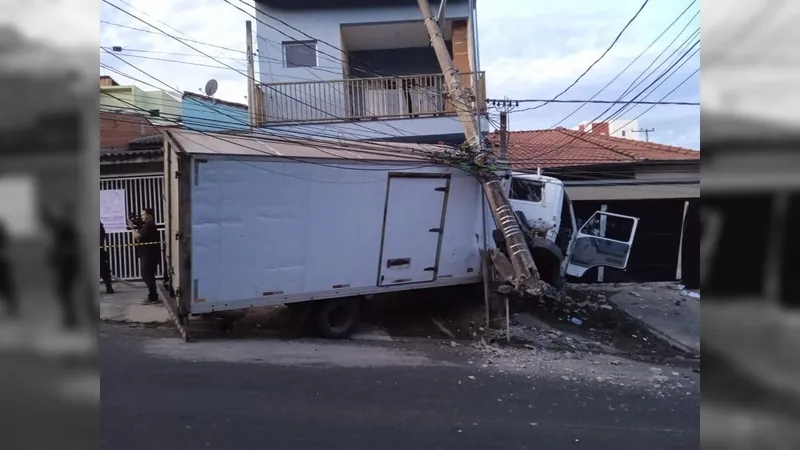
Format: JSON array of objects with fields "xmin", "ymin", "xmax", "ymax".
[
  {"xmin": 255, "ymin": 4, "xmax": 474, "ymax": 131},
  {"xmin": 255, "ymin": 3, "xmax": 473, "ymax": 84}
]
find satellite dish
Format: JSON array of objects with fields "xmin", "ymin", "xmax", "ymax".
[{"xmin": 204, "ymin": 79, "xmax": 218, "ymax": 97}]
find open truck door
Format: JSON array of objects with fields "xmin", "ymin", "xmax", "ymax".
[{"xmin": 566, "ymin": 211, "xmax": 639, "ymax": 278}]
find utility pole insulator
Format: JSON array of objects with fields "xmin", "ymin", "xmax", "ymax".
[{"xmin": 632, "ymin": 127, "xmax": 655, "ymax": 142}]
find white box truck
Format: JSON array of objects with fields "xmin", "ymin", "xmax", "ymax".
[{"xmin": 160, "ymin": 130, "xmax": 639, "ymax": 340}]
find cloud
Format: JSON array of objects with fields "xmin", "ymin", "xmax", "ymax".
[
  {"xmin": 101, "ymin": 0, "xmax": 255, "ymax": 106},
  {"xmin": 99, "ymin": 0, "xmax": 700, "ymax": 148},
  {"xmin": 478, "ymin": 0, "xmax": 700, "ymax": 149}
]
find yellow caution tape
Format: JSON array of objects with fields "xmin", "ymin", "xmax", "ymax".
[{"xmin": 101, "ymin": 242, "xmax": 162, "ymax": 250}]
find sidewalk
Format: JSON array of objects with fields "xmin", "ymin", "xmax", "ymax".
[
  {"xmin": 606, "ymin": 283, "xmax": 700, "ymax": 354},
  {"xmin": 100, "ymin": 281, "xmax": 170, "ymax": 324}
]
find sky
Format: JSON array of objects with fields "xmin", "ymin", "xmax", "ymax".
[{"xmin": 98, "ymin": 0, "xmax": 703, "ymax": 149}]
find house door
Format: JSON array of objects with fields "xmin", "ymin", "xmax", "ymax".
[{"xmin": 377, "ymin": 174, "xmax": 450, "ymax": 286}]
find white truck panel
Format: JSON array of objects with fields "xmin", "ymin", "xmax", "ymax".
[{"xmin": 187, "ymin": 157, "xmax": 485, "ymax": 314}]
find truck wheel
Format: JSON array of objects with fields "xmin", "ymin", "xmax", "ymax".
[{"xmin": 315, "ymin": 298, "xmax": 360, "ymax": 339}]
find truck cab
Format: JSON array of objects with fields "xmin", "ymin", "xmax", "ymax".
[{"xmin": 506, "ymin": 172, "xmax": 639, "ymax": 284}]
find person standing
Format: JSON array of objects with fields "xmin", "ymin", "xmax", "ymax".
[
  {"xmin": 100, "ymin": 221, "xmax": 114, "ymax": 294},
  {"xmin": 0, "ymin": 222, "xmax": 18, "ymax": 318},
  {"xmin": 42, "ymin": 203, "xmax": 80, "ymax": 329},
  {"xmin": 132, "ymin": 208, "xmax": 160, "ymax": 305}
]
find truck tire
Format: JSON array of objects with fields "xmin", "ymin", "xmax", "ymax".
[
  {"xmin": 530, "ymin": 237, "xmax": 565, "ymax": 287},
  {"xmin": 315, "ymin": 298, "xmax": 361, "ymax": 339}
]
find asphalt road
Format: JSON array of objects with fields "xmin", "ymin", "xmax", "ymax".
[
  {"xmin": 100, "ymin": 326, "xmax": 699, "ymax": 450},
  {"xmin": 1, "ymin": 347, "xmax": 98, "ymax": 449}
]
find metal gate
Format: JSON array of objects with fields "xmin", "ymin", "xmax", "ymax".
[{"xmin": 100, "ymin": 174, "xmax": 166, "ymax": 280}]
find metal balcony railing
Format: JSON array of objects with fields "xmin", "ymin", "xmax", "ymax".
[{"xmin": 254, "ymin": 72, "xmax": 485, "ymax": 125}]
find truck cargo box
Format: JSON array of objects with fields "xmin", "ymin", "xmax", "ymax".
[{"xmin": 162, "ymin": 130, "xmax": 489, "ymax": 318}]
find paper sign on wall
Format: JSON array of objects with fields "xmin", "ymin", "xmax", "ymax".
[{"xmin": 100, "ymin": 189, "xmax": 127, "ymax": 233}]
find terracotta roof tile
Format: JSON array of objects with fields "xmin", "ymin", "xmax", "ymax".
[{"xmin": 488, "ymin": 128, "xmax": 699, "ymax": 169}]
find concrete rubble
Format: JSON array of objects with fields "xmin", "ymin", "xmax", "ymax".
[{"xmin": 461, "ymin": 336, "xmax": 699, "ymax": 396}]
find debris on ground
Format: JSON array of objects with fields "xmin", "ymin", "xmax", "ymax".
[
  {"xmin": 431, "ymin": 317, "xmax": 456, "ymax": 340},
  {"xmin": 463, "ymin": 336, "xmax": 699, "ymax": 395}
]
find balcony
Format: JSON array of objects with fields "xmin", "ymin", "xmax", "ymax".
[
  {"xmin": 255, "ymin": 0, "xmax": 468, "ymax": 11},
  {"xmin": 255, "ymin": 72, "xmax": 485, "ymax": 126}
]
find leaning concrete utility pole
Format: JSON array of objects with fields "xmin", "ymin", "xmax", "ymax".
[
  {"xmin": 417, "ymin": 0, "xmax": 541, "ymax": 291},
  {"xmin": 245, "ymin": 20, "xmax": 256, "ymax": 129}
]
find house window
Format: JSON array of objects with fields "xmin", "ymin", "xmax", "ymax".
[
  {"xmin": 621, "ymin": 130, "xmax": 626, "ymax": 137},
  {"xmin": 283, "ymin": 41, "xmax": 317, "ymax": 68},
  {"xmin": 509, "ymin": 178, "xmax": 542, "ymax": 202}
]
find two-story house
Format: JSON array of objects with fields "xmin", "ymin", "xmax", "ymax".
[{"xmin": 253, "ymin": 0, "xmax": 487, "ymax": 146}]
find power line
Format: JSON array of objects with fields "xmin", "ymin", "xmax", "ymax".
[
  {"xmin": 217, "ymin": 0, "xmax": 478, "ymax": 133},
  {"xmin": 100, "ymin": 59, "xmax": 464, "ymax": 153},
  {"xmin": 603, "ymin": 43, "xmax": 699, "ymax": 124},
  {"xmin": 616, "ymin": 30, "xmax": 699, "ymax": 108},
  {"xmin": 501, "ymin": 10, "xmax": 698, "ymax": 117},
  {"xmin": 101, "ymin": 2, "xmax": 454, "ymax": 145},
  {"xmin": 100, "ymin": 88, "xmax": 468, "ymax": 170},
  {"xmin": 99, "ymin": 46, "xmax": 344, "ymax": 76},
  {"xmin": 608, "ymin": 47, "xmax": 699, "ymax": 125},
  {"xmin": 542, "ymin": 1, "xmax": 698, "ymax": 126},
  {"xmin": 101, "ymin": 54, "xmax": 444, "ymax": 152},
  {"xmin": 520, "ymin": 0, "xmax": 651, "ymax": 112},
  {"xmin": 100, "ymin": 20, "xmax": 246, "ymax": 54},
  {"xmin": 102, "ymin": 3, "xmax": 361, "ymax": 126},
  {"xmin": 610, "ymin": 68, "xmax": 699, "ymax": 135},
  {"xmin": 99, "ymin": 112, "xmax": 697, "ymax": 196},
  {"xmin": 101, "ymin": 12, "xmax": 477, "ymax": 127},
  {"xmin": 510, "ymin": 59, "xmax": 699, "ymax": 166},
  {"xmin": 99, "ymin": 63, "xmax": 698, "ymax": 188},
  {"xmin": 491, "ymin": 99, "xmax": 698, "ymax": 106},
  {"xmin": 100, "ymin": 51, "xmax": 474, "ymax": 149}
]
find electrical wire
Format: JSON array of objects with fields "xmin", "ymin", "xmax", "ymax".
[
  {"xmin": 100, "ymin": 57, "xmax": 469, "ymax": 147},
  {"xmin": 100, "ymin": 113, "xmax": 695, "ymax": 196},
  {"xmin": 99, "ymin": 56, "xmax": 449, "ymax": 154},
  {"xmin": 99, "ymin": 47, "xmax": 346, "ymax": 78},
  {"xmin": 606, "ymin": 47, "xmax": 699, "ymax": 125},
  {"xmin": 609, "ymin": 68, "xmax": 699, "ymax": 135},
  {"xmin": 100, "ymin": 20, "xmax": 245, "ymax": 54},
  {"xmin": 615, "ymin": 30, "xmax": 699, "ymax": 107},
  {"xmin": 100, "ymin": 88, "xmax": 473, "ymax": 172},
  {"xmin": 519, "ymin": 0, "xmax": 651, "ymax": 112},
  {"xmin": 601, "ymin": 42, "xmax": 699, "ymax": 124},
  {"xmin": 533, "ymin": 36, "xmax": 700, "ymax": 161},
  {"xmin": 492, "ymin": 99, "xmax": 698, "ymax": 106},
  {"xmin": 101, "ymin": 2, "xmax": 693, "ymax": 192},
  {"xmin": 542, "ymin": 1, "xmax": 698, "ymax": 125},
  {"xmin": 99, "ymin": 82, "xmax": 694, "ymax": 185},
  {"xmin": 498, "ymin": 8, "xmax": 698, "ymax": 117},
  {"xmin": 102, "ymin": 0, "xmax": 456, "ymax": 145},
  {"xmin": 494, "ymin": 53, "xmax": 700, "ymax": 166},
  {"xmin": 218, "ymin": 0, "xmax": 480, "ymax": 131},
  {"xmin": 100, "ymin": 12, "xmax": 480, "ymax": 126}
]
